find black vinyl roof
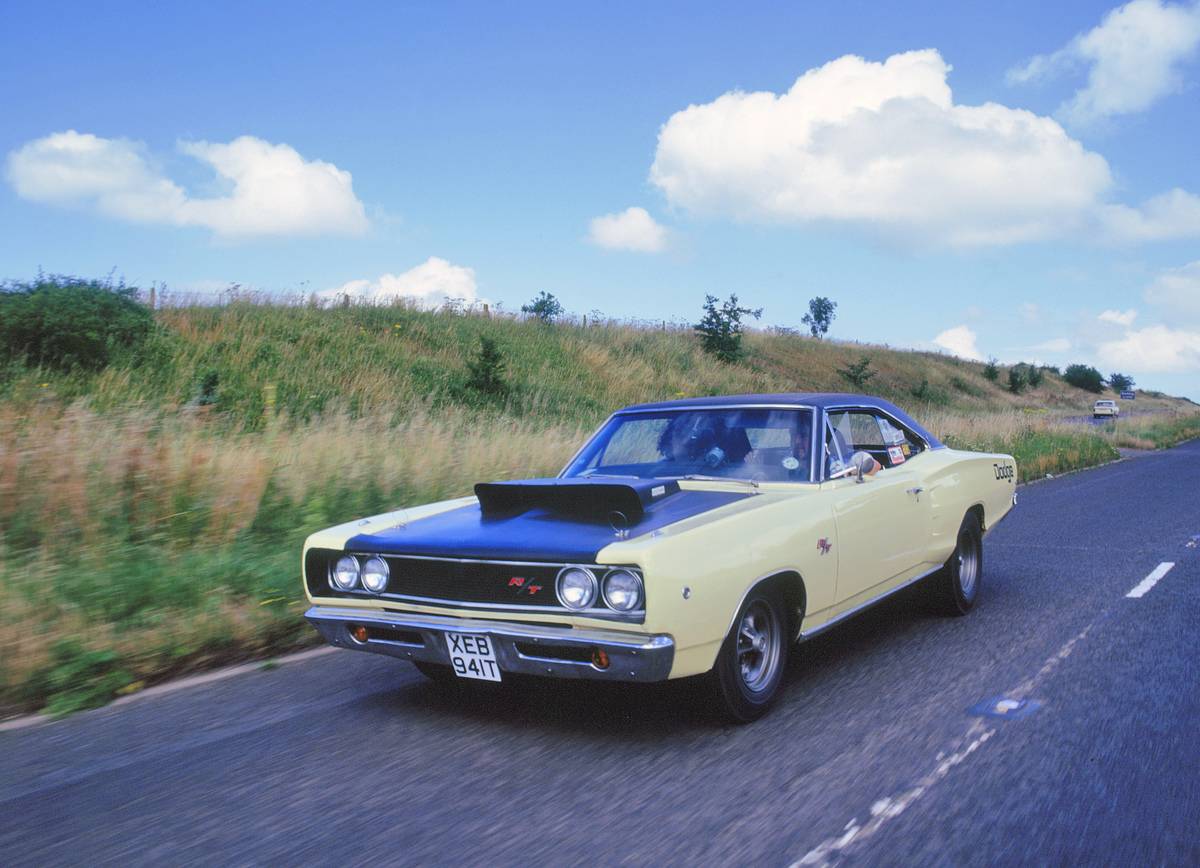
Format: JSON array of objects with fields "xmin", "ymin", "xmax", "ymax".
[{"xmin": 617, "ymin": 393, "xmax": 944, "ymax": 449}]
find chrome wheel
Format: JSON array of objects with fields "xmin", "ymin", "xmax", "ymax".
[
  {"xmin": 957, "ymin": 529, "xmax": 980, "ymax": 601},
  {"xmin": 736, "ymin": 601, "xmax": 781, "ymax": 694}
]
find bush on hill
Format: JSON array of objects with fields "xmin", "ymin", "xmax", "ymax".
[{"xmin": 0, "ymin": 275, "xmax": 155, "ymax": 372}]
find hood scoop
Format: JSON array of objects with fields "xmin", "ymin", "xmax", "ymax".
[{"xmin": 473, "ymin": 477, "xmax": 681, "ymax": 525}]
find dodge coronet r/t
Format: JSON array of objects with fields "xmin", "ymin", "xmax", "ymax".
[{"xmin": 303, "ymin": 393, "xmax": 1017, "ymax": 722}]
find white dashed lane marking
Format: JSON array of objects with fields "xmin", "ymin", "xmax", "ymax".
[{"xmin": 1126, "ymin": 562, "xmax": 1175, "ymax": 599}]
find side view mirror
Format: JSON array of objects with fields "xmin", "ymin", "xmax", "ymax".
[{"xmin": 850, "ymin": 451, "xmax": 874, "ymax": 484}]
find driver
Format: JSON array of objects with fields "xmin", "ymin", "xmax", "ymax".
[{"xmin": 786, "ymin": 417, "xmax": 813, "ymax": 479}]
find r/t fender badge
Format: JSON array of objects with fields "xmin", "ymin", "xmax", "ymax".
[{"xmin": 817, "ymin": 538, "xmax": 832, "ymax": 555}]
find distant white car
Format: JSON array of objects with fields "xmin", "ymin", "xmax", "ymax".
[{"xmin": 1093, "ymin": 400, "xmax": 1119, "ymax": 418}]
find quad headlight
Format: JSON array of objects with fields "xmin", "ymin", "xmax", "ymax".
[
  {"xmin": 556, "ymin": 567, "xmax": 598, "ymax": 610},
  {"xmin": 361, "ymin": 556, "xmax": 389, "ymax": 593},
  {"xmin": 332, "ymin": 555, "xmax": 361, "ymax": 590},
  {"xmin": 602, "ymin": 569, "xmax": 643, "ymax": 612}
]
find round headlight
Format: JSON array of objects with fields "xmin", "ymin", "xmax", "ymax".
[
  {"xmin": 602, "ymin": 569, "xmax": 643, "ymax": 612},
  {"xmin": 556, "ymin": 567, "xmax": 598, "ymax": 610},
  {"xmin": 361, "ymin": 556, "xmax": 389, "ymax": 593},
  {"xmin": 332, "ymin": 555, "xmax": 360, "ymax": 590}
]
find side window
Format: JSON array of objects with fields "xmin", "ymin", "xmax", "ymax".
[{"xmin": 825, "ymin": 408, "xmax": 927, "ymax": 475}]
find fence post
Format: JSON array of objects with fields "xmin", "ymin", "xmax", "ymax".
[
  {"xmin": 148, "ymin": 285, "xmax": 156, "ymax": 310},
  {"xmin": 483, "ymin": 303, "xmax": 490, "ymax": 318}
]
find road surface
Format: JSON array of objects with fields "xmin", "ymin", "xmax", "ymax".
[{"xmin": 2, "ymin": 440, "xmax": 1198, "ymax": 866}]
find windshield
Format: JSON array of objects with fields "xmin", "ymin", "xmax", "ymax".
[{"xmin": 562, "ymin": 407, "xmax": 816, "ymax": 482}]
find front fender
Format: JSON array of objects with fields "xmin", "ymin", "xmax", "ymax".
[{"xmin": 597, "ymin": 490, "xmax": 837, "ymax": 678}]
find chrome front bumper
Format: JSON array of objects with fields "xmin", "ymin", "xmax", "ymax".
[{"xmin": 305, "ymin": 605, "xmax": 675, "ymax": 682}]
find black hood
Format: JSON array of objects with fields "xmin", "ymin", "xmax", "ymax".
[{"xmin": 345, "ymin": 477, "xmax": 751, "ymax": 563}]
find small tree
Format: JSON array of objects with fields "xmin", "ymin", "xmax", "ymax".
[
  {"xmin": 801, "ymin": 296, "xmax": 837, "ymax": 338},
  {"xmin": 1109, "ymin": 372, "xmax": 1135, "ymax": 392},
  {"xmin": 466, "ymin": 336, "xmax": 508, "ymax": 396},
  {"xmin": 1007, "ymin": 366, "xmax": 1026, "ymax": 394},
  {"xmin": 1063, "ymin": 363, "xmax": 1105, "ymax": 394},
  {"xmin": 521, "ymin": 291, "xmax": 563, "ymax": 323},
  {"xmin": 982, "ymin": 357, "xmax": 999, "ymax": 382},
  {"xmin": 1026, "ymin": 365, "xmax": 1044, "ymax": 389},
  {"xmin": 838, "ymin": 355, "xmax": 875, "ymax": 388},
  {"xmin": 694, "ymin": 294, "xmax": 762, "ymax": 363}
]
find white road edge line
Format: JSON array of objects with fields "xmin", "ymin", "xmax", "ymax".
[
  {"xmin": 1126, "ymin": 562, "xmax": 1175, "ymax": 599},
  {"xmin": 791, "ymin": 621, "xmax": 1096, "ymax": 868},
  {"xmin": 0, "ymin": 645, "xmax": 337, "ymax": 733}
]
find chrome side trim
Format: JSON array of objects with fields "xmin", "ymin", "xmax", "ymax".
[
  {"xmin": 305, "ymin": 605, "xmax": 674, "ymax": 683},
  {"xmin": 798, "ymin": 565, "xmax": 941, "ymax": 640}
]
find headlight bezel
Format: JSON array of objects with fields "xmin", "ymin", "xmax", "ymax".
[
  {"xmin": 332, "ymin": 554, "xmax": 361, "ymax": 590},
  {"xmin": 601, "ymin": 568, "xmax": 643, "ymax": 612},
  {"xmin": 361, "ymin": 556, "xmax": 390, "ymax": 593},
  {"xmin": 555, "ymin": 566, "xmax": 599, "ymax": 610}
]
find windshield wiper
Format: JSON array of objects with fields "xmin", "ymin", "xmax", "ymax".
[{"xmin": 677, "ymin": 474, "xmax": 760, "ymax": 491}]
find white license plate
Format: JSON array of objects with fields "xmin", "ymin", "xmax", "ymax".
[{"xmin": 444, "ymin": 632, "xmax": 502, "ymax": 682}]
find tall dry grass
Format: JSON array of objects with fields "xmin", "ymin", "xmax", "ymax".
[{"xmin": 0, "ymin": 404, "xmax": 584, "ymax": 714}]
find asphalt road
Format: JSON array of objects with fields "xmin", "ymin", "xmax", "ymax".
[{"xmin": 3, "ymin": 440, "xmax": 1198, "ymax": 866}]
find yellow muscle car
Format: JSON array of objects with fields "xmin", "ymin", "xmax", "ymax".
[{"xmin": 303, "ymin": 394, "xmax": 1017, "ymax": 722}]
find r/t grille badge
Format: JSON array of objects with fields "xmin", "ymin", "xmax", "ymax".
[
  {"xmin": 507, "ymin": 576, "xmax": 543, "ymax": 596},
  {"xmin": 817, "ymin": 538, "xmax": 833, "ymax": 555}
]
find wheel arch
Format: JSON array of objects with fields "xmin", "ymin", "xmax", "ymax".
[
  {"xmin": 967, "ymin": 502, "xmax": 985, "ymax": 531},
  {"xmin": 729, "ymin": 570, "xmax": 807, "ymax": 643}
]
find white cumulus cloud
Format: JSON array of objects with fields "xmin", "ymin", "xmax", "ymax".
[
  {"xmin": 1097, "ymin": 325, "xmax": 1200, "ymax": 372},
  {"xmin": 1145, "ymin": 260, "xmax": 1200, "ymax": 315},
  {"xmin": 650, "ymin": 50, "xmax": 1118, "ymax": 247},
  {"xmin": 1098, "ymin": 308, "xmax": 1139, "ymax": 325},
  {"xmin": 1030, "ymin": 337, "xmax": 1073, "ymax": 353},
  {"xmin": 1008, "ymin": 0, "xmax": 1200, "ymax": 126},
  {"xmin": 5, "ymin": 130, "xmax": 368, "ymax": 238},
  {"xmin": 1098, "ymin": 188, "xmax": 1200, "ymax": 241},
  {"xmin": 933, "ymin": 325, "xmax": 984, "ymax": 360},
  {"xmin": 587, "ymin": 206, "xmax": 668, "ymax": 252},
  {"xmin": 324, "ymin": 257, "xmax": 479, "ymax": 306}
]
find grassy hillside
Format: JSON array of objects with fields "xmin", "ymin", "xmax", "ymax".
[{"xmin": 2, "ymin": 296, "xmax": 1197, "ymax": 717}]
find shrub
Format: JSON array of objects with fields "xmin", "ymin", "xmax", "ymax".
[
  {"xmin": 522, "ymin": 291, "xmax": 564, "ymax": 323},
  {"xmin": 0, "ymin": 275, "xmax": 155, "ymax": 372},
  {"xmin": 1064, "ymin": 363, "xmax": 1105, "ymax": 393},
  {"xmin": 1026, "ymin": 365, "xmax": 1044, "ymax": 388},
  {"xmin": 1007, "ymin": 366, "xmax": 1026, "ymax": 394},
  {"xmin": 466, "ymin": 335, "xmax": 508, "ymax": 395},
  {"xmin": 1109, "ymin": 372, "xmax": 1135, "ymax": 392},
  {"xmin": 983, "ymin": 357, "xmax": 999, "ymax": 382},
  {"xmin": 801, "ymin": 296, "xmax": 837, "ymax": 338},
  {"xmin": 694, "ymin": 294, "xmax": 762, "ymax": 363},
  {"xmin": 838, "ymin": 355, "xmax": 875, "ymax": 388}
]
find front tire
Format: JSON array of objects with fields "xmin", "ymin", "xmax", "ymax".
[
  {"xmin": 708, "ymin": 589, "xmax": 789, "ymax": 723},
  {"xmin": 931, "ymin": 512, "xmax": 983, "ymax": 615}
]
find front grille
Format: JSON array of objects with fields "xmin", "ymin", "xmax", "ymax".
[
  {"xmin": 306, "ymin": 548, "xmax": 564, "ymax": 608},
  {"xmin": 380, "ymin": 556, "xmax": 565, "ymax": 607}
]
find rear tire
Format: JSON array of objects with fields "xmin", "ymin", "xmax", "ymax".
[
  {"xmin": 930, "ymin": 512, "xmax": 983, "ymax": 616},
  {"xmin": 708, "ymin": 588, "xmax": 789, "ymax": 723}
]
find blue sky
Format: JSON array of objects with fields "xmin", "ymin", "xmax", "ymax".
[{"xmin": 3, "ymin": 0, "xmax": 1199, "ymax": 397}]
